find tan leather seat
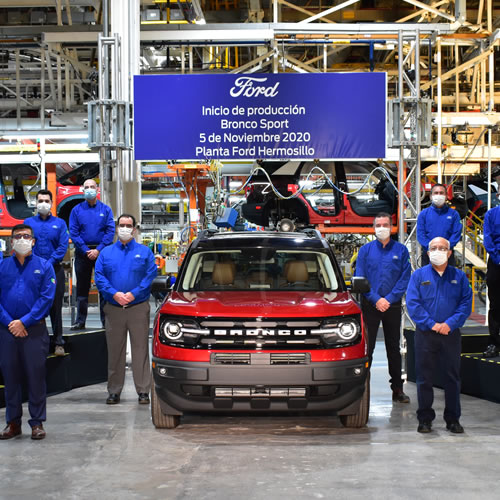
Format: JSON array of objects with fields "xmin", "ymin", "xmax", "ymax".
[
  {"xmin": 284, "ymin": 260, "xmax": 309, "ymax": 284},
  {"xmin": 212, "ymin": 261, "xmax": 235, "ymax": 286},
  {"xmin": 246, "ymin": 271, "xmax": 273, "ymax": 288}
]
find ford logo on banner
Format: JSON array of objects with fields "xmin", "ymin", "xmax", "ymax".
[{"xmin": 133, "ymin": 73, "xmax": 387, "ymax": 161}]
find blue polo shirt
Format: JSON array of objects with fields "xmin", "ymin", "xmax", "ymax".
[
  {"xmin": 417, "ymin": 204, "xmax": 462, "ymax": 250},
  {"xmin": 69, "ymin": 200, "xmax": 115, "ymax": 254},
  {"xmin": 24, "ymin": 214, "xmax": 69, "ymax": 266},
  {"xmin": 94, "ymin": 239, "xmax": 157, "ymax": 306},
  {"xmin": 355, "ymin": 238, "xmax": 411, "ymax": 305},
  {"xmin": 484, "ymin": 206, "xmax": 500, "ymax": 265},
  {"xmin": 0, "ymin": 254, "xmax": 56, "ymax": 328},
  {"xmin": 406, "ymin": 264, "xmax": 472, "ymax": 332}
]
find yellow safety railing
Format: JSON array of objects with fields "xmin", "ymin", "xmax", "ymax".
[{"xmin": 464, "ymin": 210, "xmax": 487, "ymax": 263}]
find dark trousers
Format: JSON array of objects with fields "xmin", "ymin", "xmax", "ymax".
[
  {"xmin": 49, "ymin": 265, "xmax": 65, "ymax": 346},
  {"xmin": 74, "ymin": 251, "xmax": 105, "ymax": 325},
  {"xmin": 361, "ymin": 298, "xmax": 403, "ymax": 390},
  {"xmin": 0, "ymin": 322, "xmax": 49, "ymax": 427},
  {"xmin": 486, "ymin": 259, "xmax": 500, "ymax": 347},
  {"xmin": 414, "ymin": 327, "xmax": 461, "ymax": 424},
  {"xmin": 421, "ymin": 247, "xmax": 456, "ymax": 267}
]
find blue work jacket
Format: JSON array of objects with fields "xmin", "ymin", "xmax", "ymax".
[
  {"xmin": 0, "ymin": 254, "xmax": 56, "ymax": 328},
  {"xmin": 355, "ymin": 239, "xmax": 411, "ymax": 305},
  {"xmin": 416, "ymin": 204, "xmax": 462, "ymax": 250},
  {"xmin": 25, "ymin": 214, "xmax": 69, "ymax": 266},
  {"xmin": 406, "ymin": 264, "xmax": 472, "ymax": 332},
  {"xmin": 484, "ymin": 206, "xmax": 500, "ymax": 265},
  {"xmin": 94, "ymin": 239, "xmax": 157, "ymax": 306},
  {"xmin": 69, "ymin": 200, "xmax": 115, "ymax": 254}
]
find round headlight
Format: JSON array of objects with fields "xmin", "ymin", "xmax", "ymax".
[
  {"xmin": 162, "ymin": 321, "xmax": 183, "ymax": 340},
  {"xmin": 337, "ymin": 321, "xmax": 359, "ymax": 340}
]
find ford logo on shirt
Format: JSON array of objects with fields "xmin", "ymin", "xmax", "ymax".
[
  {"xmin": 392, "ymin": 255, "xmax": 399, "ymax": 259},
  {"xmin": 34, "ymin": 269, "xmax": 41, "ymax": 274}
]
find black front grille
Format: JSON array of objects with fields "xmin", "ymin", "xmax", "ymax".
[{"xmin": 199, "ymin": 318, "xmax": 322, "ymax": 350}]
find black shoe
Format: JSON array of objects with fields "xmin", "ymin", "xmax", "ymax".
[
  {"xmin": 70, "ymin": 322, "xmax": 85, "ymax": 331},
  {"xmin": 446, "ymin": 421, "xmax": 464, "ymax": 434},
  {"xmin": 483, "ymin": 344, "xmax": 499, "ymax": 358},
  {"xmin": 417, "ymin": 421, "xmax": 432, "ymax": 433},
  {"xmin": 106, "ymin": 393, "xmax": 120, "ymax": 405},
  {"xmin": 392, "ymin": 388, "xmax": 410, "ymax": 403},
  {"xmin": 138, "ymin": 393, "xmax": 150, "ymax": 405}
]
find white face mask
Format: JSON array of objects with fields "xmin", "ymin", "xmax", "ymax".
[
  {"xmin": 429, "ymin": 250, "xmax": 448, "ymax": 266},
  {"xmin": 12, "ymin": 238, "xmax": 33, "ymax": 256},
  {"xmin": 375, "ymin": 227, "xmax": 391, "ymax": 241},
  {"xmin": 432, "ymin": 194, "xmax": 446, "ymax": 207},
  {"xmin": 118, "ymin": 227, "xmax": 134, "ymax": 241},
  {"xmin": 37, "ymin": 201, "xmax": 51, "ymax": 215}
]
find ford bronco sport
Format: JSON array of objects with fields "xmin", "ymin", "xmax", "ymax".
[{"xmin": 151, "ymin": 230, "xmax": 370, "ymax": 428}]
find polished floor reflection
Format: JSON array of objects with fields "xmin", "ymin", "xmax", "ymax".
[{"xmin": 1, "ymin": 336, "xmax": 499, "ymax": 500}]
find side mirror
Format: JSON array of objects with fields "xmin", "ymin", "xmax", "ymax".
[
  {"xmin": 350, "ymin": 276, "xmax": 370, "ymax": 294},
  {"xmin": 151, "ymin": 276, "xmax": 170, "ymax": 293}
]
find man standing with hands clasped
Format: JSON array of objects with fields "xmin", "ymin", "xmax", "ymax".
[
  {"xmin": 406, "ymin": 237, "xmax": 472, "ymax": 434},
  {"xmin": 355, "ymin": 212, "xmax": 411, "ymax": 403},
  {"xmin": 0, "ymin": 224, "xmax": 55, "ymax": 440},
  {"xmin": 95, "ymin": 214, "xmax": 157, "ymax": 405}
]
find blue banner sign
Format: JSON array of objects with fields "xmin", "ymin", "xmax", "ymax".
[{"xmin": 134, "ymin": 73, "xmax": 386, "ymax": 161}]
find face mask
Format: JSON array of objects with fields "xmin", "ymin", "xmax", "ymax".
[
  {"xmin": 118, "ymin": 227, "xmax": 134, "ymax": 241},
  {"xmin": 432, "ymin": 194, "xmax": 446, "ymax": 207},
  {"xmin": 375, "ymin": 227, "xmax": 390, "ymax": 241},
  {"xmin": 12, "ymin": 238, "xmax": 33, "ymax": 256},
  {"xmin": 84, "ymin": 188, "xmax": 97, "ymax": 200},
  {"xmin": 37, "ymin": 202, "xmax": 51, "ymax": 216},
  {"xmin": 429, "ymin": 250, "xmax": 448, "ymax": 266}
]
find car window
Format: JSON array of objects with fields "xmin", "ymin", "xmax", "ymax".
[{"xmin": 180, "ymin": 249, "xmax": 340, "ymax": 292}]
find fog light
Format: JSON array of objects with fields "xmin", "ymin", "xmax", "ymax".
[
  {"xmin": 159, "ymin": 367, "xmax": 167, "ymax": 376},
  {"xmin": 353, "ymin": 367, "xmax": 362, "ymax": 375}
]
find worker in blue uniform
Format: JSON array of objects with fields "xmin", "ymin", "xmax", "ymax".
[
  {"xmin": 406, "ymin": 236, "xmax": 472, "ymax": 434},
  {"xmin": 417, "ymin": 184, "xmax": 462, "ymax": 266},
  {"xmin": 25, "ymin": 189, "xmax": 69, "ymax": 356},
  {"xmin": 0, "ymin": 224, "xmax": 56, "ymax": 440},
  {"xmin": 95, "ymin": 214, "xmax": 157, "ymax": 405},
  {"xmin": 69, "ymin": 178, "xmax": 115, "ymax": 330},
  {"xmin": 355, "ymin": 212, "xmax": 411, "ymax": 403},
  {"xmin": 482, "ymin": 203, "xmax": 500, "ymax": 358}
]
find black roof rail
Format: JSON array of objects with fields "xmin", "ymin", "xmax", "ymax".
[
  {"xmin": 197, "ymin": 228, "xmax": 218, "ymax": 239},
  {"xmin": 300, "ymin": 227, "xmax": 322, "ymax": 239}
]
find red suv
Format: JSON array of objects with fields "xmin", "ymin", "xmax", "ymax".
[{"xmin": 151, "ymin": 230, "xmax": 370, "ymax": 428}]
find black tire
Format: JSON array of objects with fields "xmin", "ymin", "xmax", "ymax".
[
  {"xmin": 151, "ymin": 387, "xmax": 180, "ymax": 429},
  {"xmin": 340, "ymin": 373, "xmax": 370, "ymax": 428}
]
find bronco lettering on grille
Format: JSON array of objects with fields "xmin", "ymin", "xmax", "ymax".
[{"xmin": 213, "ymin": 329, "xmax": 307, "ymax": 336}]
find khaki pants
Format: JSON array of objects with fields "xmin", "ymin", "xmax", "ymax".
[{"xmin": 103, "ymin": 301, "xmax": 151, "ymax": 395}]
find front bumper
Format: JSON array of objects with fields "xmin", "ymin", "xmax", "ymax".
[{"xmin": 152, "ymin": 356, "xmax": 369, "ymax": 416}]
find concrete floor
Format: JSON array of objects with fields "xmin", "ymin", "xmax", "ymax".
[{"xmin": 1, "ymin": 332, "xmax": 500, "ymax": 500}]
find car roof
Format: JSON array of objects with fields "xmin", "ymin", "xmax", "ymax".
[{"xmin": 192, "ymin": 231, "xmax": 329, "ymax": 251}]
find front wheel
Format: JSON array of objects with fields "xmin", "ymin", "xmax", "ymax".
[
  {"xmin": 339, "ymin": 374, "xmax": 370, "ymax": 428},
  {"xmin": 151, "ymin": 387, "xmax": 180, "ymax": 429}
]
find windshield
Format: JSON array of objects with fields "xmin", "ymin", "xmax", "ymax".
[{"xmin": 180, "ymin": 249, "xmax": 340, "ymax": 292}]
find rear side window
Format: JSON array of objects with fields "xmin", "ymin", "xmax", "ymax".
[{"xmin": 180, "ymin": 248, "xmax": 340, "ymax": 292}]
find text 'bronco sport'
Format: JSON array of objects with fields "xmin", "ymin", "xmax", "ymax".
[{"xmin": 151, "ymin": 230, "xmax": 370, "ymax": 428}]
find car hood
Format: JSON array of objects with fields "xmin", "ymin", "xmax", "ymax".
[{"xmin": 160, "ymin": 291, "xmax": 361, "ymax": 318}]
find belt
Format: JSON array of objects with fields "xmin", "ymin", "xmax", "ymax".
[{"xmin": 108, "ymin": 300, "xmax": 147, "ymax": 310}]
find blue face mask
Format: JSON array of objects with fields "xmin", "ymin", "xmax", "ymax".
[{"xmin": 84, "ymin": 188, "xmax": 97, "ymax": 200}]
